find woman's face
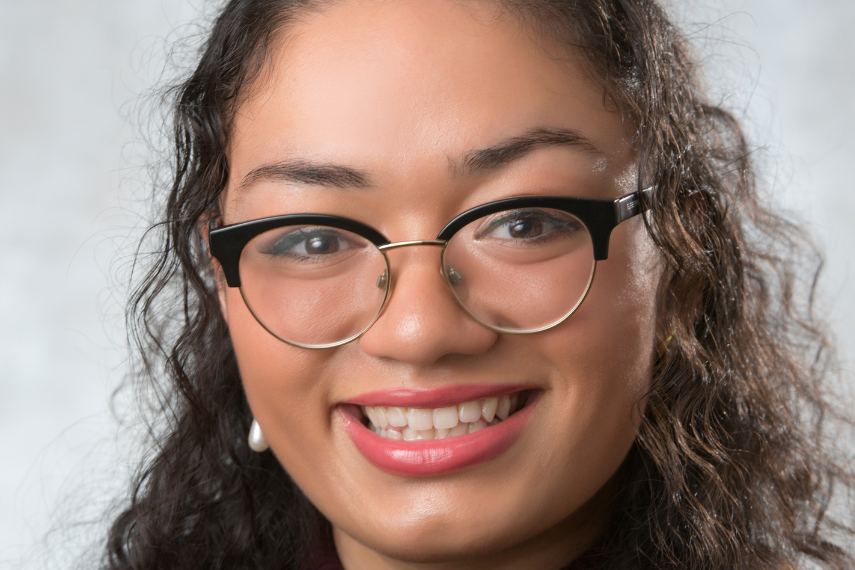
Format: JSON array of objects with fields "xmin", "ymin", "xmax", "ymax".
[{"xmin": 218, "ymin": 0, "xmax": 662, "ymax": 567}]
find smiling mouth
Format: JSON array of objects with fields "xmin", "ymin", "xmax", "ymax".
[{"xmin": 359, "ymin": 390, "xmax": 532, "ymax": 441}]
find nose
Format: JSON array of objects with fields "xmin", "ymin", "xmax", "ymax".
[{"xmin": 357, "ymin": 243, "xmax": 498, "ymax": 365}]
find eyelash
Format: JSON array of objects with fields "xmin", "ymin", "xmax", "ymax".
[
  {"xmin": 474, "ymin": 209, "xmax": 583, "ymax": 244},
  {"xmin": 262, "ymin": 229, "xmax": 355, "ymax": 262}
]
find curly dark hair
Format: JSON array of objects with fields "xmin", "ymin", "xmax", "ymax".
[{"xmin": 105, "ymin": 0, "xmax": 855, "ymax": 568}]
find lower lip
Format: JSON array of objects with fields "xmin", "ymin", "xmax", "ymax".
[{"xmin": 338, "ymin": 392, "xmax": 539, "ymax": 477}]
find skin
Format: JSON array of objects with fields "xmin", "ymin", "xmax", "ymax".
[{"xmin": 215, "ymin": 1, "xmax": 663, "ymax": 568}]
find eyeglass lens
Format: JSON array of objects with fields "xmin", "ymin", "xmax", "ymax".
[{"xmin": 237, "ymin": 207, "xmax": 595, "ymax": 348}]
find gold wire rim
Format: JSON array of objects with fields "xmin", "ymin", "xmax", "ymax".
[
  {"xmin": 439, "ymin": 245, "xmax": 598, "ymax": 335},
  {"xmin": 238, "ymin": 253, "xmax": 393, "ymax": 350},
  {"xmin": 238, "ymin": 239, "xmax": 598, "ymax": 348}
]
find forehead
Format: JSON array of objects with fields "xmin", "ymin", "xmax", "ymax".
[{"xmin": 227, "ymin": 0, "xmax": 631, "ymax": 193}]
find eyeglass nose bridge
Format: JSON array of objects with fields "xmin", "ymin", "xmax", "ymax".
[
  {"xmin": 371, "ymin": 237, "xmax": 482, "ymax": 344},
  {"xmin": 375, "ymin": 239, "xmax": 450, "ymax": 292},
  {"xmin": 377, "ymin": 239, "xmax": 447, "ymax": 251}
]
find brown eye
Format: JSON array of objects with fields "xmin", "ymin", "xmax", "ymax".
[
  {"xmin": 305, "ymin": 235, "xmax": 338, "ymax": 254},
  {"xmin": 508, "ymin": 218, "xmax": 543, "ymax": 239},
  {"xmin": 260, "ymin": 227, "xmax": 364, "ymax": 263},
  {"xmin": 474, "ymin": 209, "xmax": 582, "ymax": 245}
]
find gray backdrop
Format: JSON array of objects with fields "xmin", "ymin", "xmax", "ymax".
[{"xmin": 1, "ymin": 0, "xmax": 853, "ymax": 567}]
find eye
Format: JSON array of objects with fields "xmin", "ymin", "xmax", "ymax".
[
  {"xmin": 298, "ymin": 234, "xmax": 340, "ymax": 255},
  {"xmin": 505, "ymin": 216, "xmax": 542, "ymax": 239},
  {"xmin": 261, "ymin": 227, "xmax": 363, "ymax": 262},
  {"xmin": 474, "ymin": 209, "xmax": 584, "ymax": 244}
]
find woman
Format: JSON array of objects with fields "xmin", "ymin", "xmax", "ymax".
[{"xmin": 107, "ymin": 0, "xmax": 855, "ymax": 568}]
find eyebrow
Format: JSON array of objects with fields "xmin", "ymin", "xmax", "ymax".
[
  {"xmin": 237, "ymin": 127, "xmax": 602, "ymax": 191},
  {"xmin": 460, "ymin": 127, "xmax": 604, "ymax": 175},
  {"xmin": 238, "ymin": 160, "xmax": 372, "ymax": 190}
]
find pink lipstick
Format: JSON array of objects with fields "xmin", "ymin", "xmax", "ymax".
[{"xmin": 338, "ymin": 388, "xmax": 539, "ymax": 477}]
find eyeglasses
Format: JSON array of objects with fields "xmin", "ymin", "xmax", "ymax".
[{"xmin": 208, "ymin": 188, "xmax": 650, "ymax": 349}]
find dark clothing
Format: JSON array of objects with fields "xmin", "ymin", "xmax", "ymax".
[{"xmin": 304, "ymin": 534, "xmax": 604, "ymax": 570}]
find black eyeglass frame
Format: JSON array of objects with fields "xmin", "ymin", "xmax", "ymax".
[
  {"xmin": 208, "ymin": 188, "xmax": 651, "ymax": 347},
  {"xmin": 209, "ymin": 188, "xmax": 651, "ymax": 287}
]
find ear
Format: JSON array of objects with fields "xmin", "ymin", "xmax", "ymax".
[{"xmin": 200, "ymin": 214, "xmax": 230, "ymax": 325}]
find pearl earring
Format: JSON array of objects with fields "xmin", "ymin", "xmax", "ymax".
[{"xmin": 248, "ymin": 418, "xmax": 269, "ymax": 452}]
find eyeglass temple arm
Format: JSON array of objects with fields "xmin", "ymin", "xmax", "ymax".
[{"xmin": 615, "ymin": 186, "xmax": 653, "ymax": 224}]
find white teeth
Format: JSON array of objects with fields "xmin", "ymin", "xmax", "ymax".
[
  {"xmin": 362, "ymin": 392, "xmax": 528, "ymax": 441},
  {"xmin": 433, "ymin": 406, "xmax": 459, "ymax": 429},
  {"xmin": 481, "ymin": 397, "xmax": 498, "ymax": 422},
  {"xmin": 408, "ymin": 408, "xmax": 434, "ymax": 431},
  {"xmin": 374, "ymin": 406, "xmax": 389, "ymax": 429},
  {"xmin": 387, "ymin": 406, "xmax": 408, "ymax": 427},
  {"xmin": 417, "ymin": 428, "xmax": 435, "ymax": 440},
  {"xmin": 496, "ymin": 394, "xmax": 511, "ymax": 420},
  {"xmin": 366, "ymin": 407, "xmax": 379, "ymax": 428},
  {"xmin": 459, "ymin": 400, "xmax": 482, "ymax": 423}
]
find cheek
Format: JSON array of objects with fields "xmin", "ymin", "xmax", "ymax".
[
  {"xmin": 546, "ymin": 216, "xmax": 661, "ymax": 448},
  {"xmin": 224, "ymin": 287, "xmax": 337, "ymax": 469},
  {"xmin": 583, "ymin": 216, "xmax": 661, "ymax": 365},
  {"xmin": 600, "ymin": 222, "xmax": 660, "ymax": 380},
  {"xmin": 484, "ymin": 220, "xmax": 661, "ymax": 531}
]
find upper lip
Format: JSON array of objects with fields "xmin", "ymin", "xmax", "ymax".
[{"xmin": 340, "ymin": 383, "xmax": 534, "ymax": 408}]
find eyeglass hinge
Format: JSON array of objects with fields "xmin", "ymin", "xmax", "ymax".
[{"xmin": 615, "ymin": 186, "xmax": 653, "ymax": 223}]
